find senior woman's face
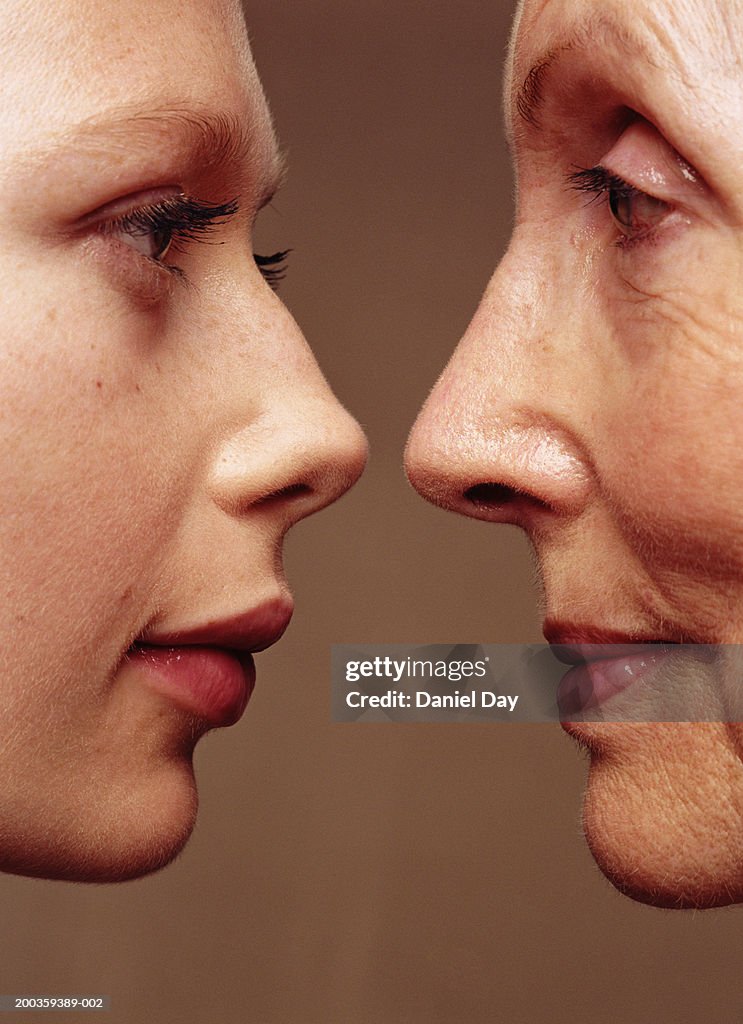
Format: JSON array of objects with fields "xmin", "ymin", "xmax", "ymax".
[
  {"xmin": 0, "ymin": 0, "xmax": 366, "ymax": 881},
  {"xmin": 407, "ymin": 0, "xmax": 743, "ymax": 907}
]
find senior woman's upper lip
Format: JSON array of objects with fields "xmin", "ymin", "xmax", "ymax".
[
  {"xmin": 139, "ymin": 595, "xmax": 294, "ymax": 652},
  {"xmin": 543, "ymin": 619, "xmax": 684, "ymax": 665}
]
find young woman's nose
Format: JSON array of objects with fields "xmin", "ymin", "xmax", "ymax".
[
  {"xmin": 208, "ymin": 387, "xmax": 368, "ymax": 529},
  {"xmin": 202, "ymin": 276, "xmax": 368, "ymax": 536},
  {"xmin": 141, "ymin": 296, "xmax": 367, "ymax": 634},
  {"xmin": 405, "ymin": 236, "xmax": 593, "ymax": 533}
]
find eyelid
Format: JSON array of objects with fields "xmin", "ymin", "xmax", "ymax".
[
  {"xmin": 597, "ymin": 118, "xmax": 705, "ymax": 206},
  {"xmin": 567, "ymin": 166, "xmax": 639, "ymax": 204},
  {"xmin": 77, "ymin": 188, "xmax": 241, "ymax": 250},
  {"xmin": 77, "ymin": 186, "xmax": 185, "ymax": 230}
]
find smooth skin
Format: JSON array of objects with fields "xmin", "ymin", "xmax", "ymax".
[
  {"xmin": 406, "ymin": 0, "xmax": 743, "ymax": 908},
  {"xmin": 0, "ymin": 0, "xmax": 366, "ymax": 882}
]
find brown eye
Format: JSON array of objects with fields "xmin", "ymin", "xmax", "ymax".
[
  {"xmin": 608, "ymin": 188, "xmax": 669, "ymax": 240},
  {"xmin": 110, "ymin": 222, "xmax": 173, "ymax": 260}
]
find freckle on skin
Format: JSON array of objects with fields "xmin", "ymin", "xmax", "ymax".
[{"xmin": 95, "ymin": 380, "xmax": 103, "ymax": 389}]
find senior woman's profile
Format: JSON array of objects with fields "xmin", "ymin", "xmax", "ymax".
[
  {"xmin": 406, "ymin": 0, "xmax": 743, "ymax": 909},
  {"xmin": 0, "ymin": 0, "xmax": 366, "ymax": 882}
]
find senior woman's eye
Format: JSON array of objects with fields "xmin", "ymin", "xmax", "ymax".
[{"xmin": 567, "ymin": 166, "xmax": 672, "ymax": 245}]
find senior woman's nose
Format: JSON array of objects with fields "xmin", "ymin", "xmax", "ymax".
[{"xmin": 405, "ymin": 243, "xmax": 593, "ymax": 530}]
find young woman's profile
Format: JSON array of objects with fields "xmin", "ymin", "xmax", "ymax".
[{"xmin": 0, "ymin": 0, "xmax": 366, "ymax": 882}]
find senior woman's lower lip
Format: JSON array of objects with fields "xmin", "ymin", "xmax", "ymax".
[
  {"xmin": 125, "ymin": 644, "xmax": 255, "ymax": 727},
  {"xmin": 556, "ymin": 646, "xmax": 676, "ymax": 718}
]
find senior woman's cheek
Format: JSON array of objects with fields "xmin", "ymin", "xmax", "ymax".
[
  {"xmin": 590, "ymin": 236, "xmax": 743, "ymax": 632},
  {"xmin": 579, "ymin": 724, "xmax": 743, "ymax": 908}
]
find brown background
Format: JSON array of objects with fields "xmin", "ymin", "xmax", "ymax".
[{"xmin": 2, "ymin": 3, "xmax": 742, "ymax": 1022}]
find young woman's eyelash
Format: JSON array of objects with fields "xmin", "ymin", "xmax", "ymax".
[
  {"xmin": 254, "ymin": 250, "xmax": 290, "ymax": 291},
  {"xmin": 109, "ymin": 195, "xmax": 239, "ymax": 249}
]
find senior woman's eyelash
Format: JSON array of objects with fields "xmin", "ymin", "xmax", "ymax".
[{"xmin": 566, "ymin": 165, "xmax": 637, "ymax": 203}]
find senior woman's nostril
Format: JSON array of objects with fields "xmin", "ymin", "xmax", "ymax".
[{"xmin": 465, "ymin": 483, "xmax": 519, "ymax": 508}]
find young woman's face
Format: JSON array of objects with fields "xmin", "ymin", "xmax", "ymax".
[
  {"xmin": 0, "ymin": 0, "xmax": 366, "ymax": 881},
  {"xmin": 406, "ymin": 0, "xmax": 743, "ymax": 907}
]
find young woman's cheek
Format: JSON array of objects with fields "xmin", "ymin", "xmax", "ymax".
[
  {"xmin": 0, "ymin": 248, "xmax": 188, "ymax": 604},
  {"xmin": 79, "ymin": 236, "xmax": 179, "ymax": 305}
]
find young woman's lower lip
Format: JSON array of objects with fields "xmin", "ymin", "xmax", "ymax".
[
  {"xmin": 557, "ymin": 648, "xmax": 675, "ymax": 718},
  {"xmin": 126, "ymin": 644, "xmax": 255, "ymax": 727}
]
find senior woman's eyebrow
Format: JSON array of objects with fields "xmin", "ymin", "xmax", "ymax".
[
  {"xmin": 21, "ymin": 106, "xmax": 284, "ymax": 208},
  {"xmin": 513, "ymin": 10, "xmax": 670, "ymax": 132}
]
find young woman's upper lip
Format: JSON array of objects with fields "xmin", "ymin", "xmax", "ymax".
[
  {"xmin": 543, "ymin": 619, "xmax": 682, "ymax": 665},
  {"xmin": 138, "ymin": 595, "xmax": 294, "ymax": 653}
]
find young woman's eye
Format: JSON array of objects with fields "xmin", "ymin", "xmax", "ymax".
[
  {"xmin": 568, "ymin": 167, "xmax": 672, "ymax": 243},
  {"xmin": 99, "ymin": 193, "xmax": 240, "ymax": 275},
  {"xmin": 109, "ymin": 220, "xmax": 174, "ymax": 261},
  {"xmin": 94, "ymin": 193, "xmax": 289, "ymax": 288}
]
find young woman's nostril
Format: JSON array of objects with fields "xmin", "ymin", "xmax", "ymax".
[
  {"xmin": 259, "ymin": 482, "xmax": 313, "ymax": 507},
  {"xmin": 465, "ymin": 483, "xmax": 518, "ymax": 508}
]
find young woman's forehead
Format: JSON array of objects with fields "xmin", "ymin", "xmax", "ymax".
[{"xmin": 0, "ymin": 0, "xmax": 263, "ymax": 150}]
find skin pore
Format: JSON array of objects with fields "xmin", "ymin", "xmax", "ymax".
[
  {"xmin": 0, "ymin": 0, "xmax": 366, "ymax": 882},
  {"xmin": 406, "ymin": 0, "xmax": 743, "ymax": 907}
]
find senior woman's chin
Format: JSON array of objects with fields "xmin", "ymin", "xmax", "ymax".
[{"xmin": 568, "ymin": 723, "xmax": 743, "ymax": 909}]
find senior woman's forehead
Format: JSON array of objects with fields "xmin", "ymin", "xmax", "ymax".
[
  {"xmin": 505, "ymin": 0, "xmax": 743, "ymax": 156},
  {"xmin": 509, "ymin": 0, "xmax": 743, "ymax": 79},
  {"xmin": 0, "ymin": 0, "xmax": 265, "ymax": 157}
]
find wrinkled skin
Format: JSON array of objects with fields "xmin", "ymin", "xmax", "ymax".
[
  {"xmin": 406, "ymin": 0, "xmax": 743, "ymax": 908},
  {"xmin": 0, "ymin": 0, "xmax": 366, "ymax": 882}
]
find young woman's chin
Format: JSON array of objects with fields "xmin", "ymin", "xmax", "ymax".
[{"xmin": 0, "ymin": 764, "xmax": 199, "ymax": 883}]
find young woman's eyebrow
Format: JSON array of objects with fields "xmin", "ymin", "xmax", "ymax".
[{"xmin": 19, "ymin": 106, "xmax": 285, "ymax": 206}]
